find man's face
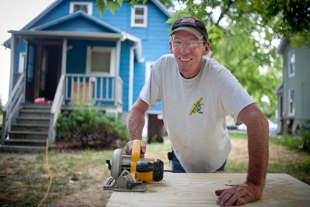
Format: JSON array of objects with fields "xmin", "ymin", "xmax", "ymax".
[{"xmin": 169, "ymin": 30, "xmax": 210, "ymax": 79}]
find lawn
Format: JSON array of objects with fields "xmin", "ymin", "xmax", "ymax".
[{"xmin": 0, "ymin": 133, "xmax": 309, "ymax": 206}]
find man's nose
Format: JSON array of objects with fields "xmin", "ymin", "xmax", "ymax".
[{"xmin": 180, "ymin": 43, "xmax": 190, "ymax": 53}]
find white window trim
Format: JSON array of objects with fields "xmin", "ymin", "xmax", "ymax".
[
  {"xmin": 145, "ymin": 61, "xmax": 155, "ymax": 83},
  {"xmin": 288, "ymin": 50, "xmax": 295, "ymax": 78},
  {"xmin": 18, "ymin": 52, "xmax": 26, "ymax": 73},
  {"xmin": 70, "ymin": 1, "xmax": 93, "ymax": 15},
  {"xmin": 131, "ymin": 5, "xmax": 148, "ymax": 28},
  {"xmin": 288, "ymin": 89, "xmax": 295, "ymax": 116},
  {"xmin": 86, "ymin": 46, "xmax": 115, "ymax": 76}
]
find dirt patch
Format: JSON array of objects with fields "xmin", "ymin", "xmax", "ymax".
[
  {"xmin": 42, "ymin": 183, "xmax": 112, "ymax": 207},
  {"xmin": 228, "ymin": 138, "xmax": 306, "ymax": 164}
]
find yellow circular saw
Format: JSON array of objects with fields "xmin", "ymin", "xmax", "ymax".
[{"xmin": 104, "ymin": 140, "xmax": 164, "ymax": 192}]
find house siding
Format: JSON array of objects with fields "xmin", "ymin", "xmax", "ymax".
[
  {"xmin": 8, "ymin": 0, "xmax": 171, "ymax": 114},
  {"xmin": 43, "ymin": 17, "xmax": 116, "ymax": 33},
  {"xmin": 66, "ymin": 39, "xmax": 117, "ymax": 74},
  {"xmin": 119, "ymin": 41, "xmax": 133, "ymax": 112}
]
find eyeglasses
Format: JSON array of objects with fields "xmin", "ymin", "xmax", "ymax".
[{"xmin": 172, "ymin": 40, "xmax": 205, "ymax": 49}]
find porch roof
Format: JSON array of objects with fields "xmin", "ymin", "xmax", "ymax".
[
  {"xmin": 8, "ymin": 30, "xmax": 124, "ymax": 42},
  {"xmin": 8, "ymin": 29, "xmax": 143, "ymax": 62}
]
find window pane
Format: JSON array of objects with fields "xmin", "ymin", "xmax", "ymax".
[
  {"xmin": 289, "ymin": 52, "xmax": 295, "ymax": 75},
  {"xmin": 135, "ymin": 8, "xmax": 144, "ymax": 15},
  {"xmin": 135, "ymin": 19, "xmax": 144, "ymax": 24},
  {"xmin": 74, "ymin": 5, "xmax": 88, "ymax": 13},
  {"xmin": 91, "ymin": 51, "xmax": 110, "ymax": 73}
]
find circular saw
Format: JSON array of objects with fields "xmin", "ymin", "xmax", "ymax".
[{"xmin": 103, "ymin": 140, "xmax": 164, "ymax": 192}]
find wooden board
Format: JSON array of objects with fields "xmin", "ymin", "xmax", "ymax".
[
  {"xmin": 70, "ymin": 81, "xmax": 93, "ymax": 104},
  {"xmin": 107, "ymin": 173, "xmax": 310, "ymax": 207}
]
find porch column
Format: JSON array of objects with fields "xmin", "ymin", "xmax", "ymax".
[
  {"xmin": 61, "ymin": 38, "xmax": 67, "ymax": 75},
  {"xmin": 9, "ymin": 33, "xmax": 16, "ymax": 94}
]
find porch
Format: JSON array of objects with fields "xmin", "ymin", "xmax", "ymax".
[{"xmin": 1, "ymin": 73, "xmax": 123, "ymax": 152}]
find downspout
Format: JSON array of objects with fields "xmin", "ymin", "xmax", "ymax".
[
  {"xmin": 115, "ymin": 40, "xmax": 121, "ymax": 111},
  {"xmin": 129, "ymin": 45, "xmax": 135, "ymax": 110},
  {"xmin": 116, "ymin": 40, "xmax": 121, "ymax": 77}
]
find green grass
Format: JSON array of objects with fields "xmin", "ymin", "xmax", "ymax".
[{"xmin": 0, "ymin": 150, "xmax": 114, "ymax": 206}]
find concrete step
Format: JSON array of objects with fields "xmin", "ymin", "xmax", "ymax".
[
  {"xmin": 21, "ymin": 103, "xmax": 52, "ymax": 110},
  {"xmin": 4, "ymin": 138, "xmax": 46, "ymax": 146},
  {"xmin": 16, "ymin": 117, "xmax": 50, "ymax": 125},
  {"xmin": 12, "ymin": 123, "xmax": 49, "ymax": 132},
  {"xmin": 9, "ymin": 131, "xmax": 48, "ymax": 139},
  {"xmin": 19, "ymin": 109, "xmax": 51, "ymax": 118},
  {"xmin": 0, "ymin": 145, "xmax": 46, "ymax": 153}
]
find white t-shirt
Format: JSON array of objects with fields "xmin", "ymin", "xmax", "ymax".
[{"xmin": 140, "ymin": 54, "xmax": 255, "ymax": 172}]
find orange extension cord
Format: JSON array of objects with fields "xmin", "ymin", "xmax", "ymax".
[{"xmin": 38, "ymin": 138, "xmax": 53, "ymax": 207}]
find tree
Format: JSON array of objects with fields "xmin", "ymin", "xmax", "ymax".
[
  {"xmin": 94, "ymin": 0, "xmax": 309, "ymax": 118},
  {"xmin": 95, "ymin": 0, "xmax": 174, "ymax": 16},
  {"xmin": 261, "ymin": 0, "xmax": 310, "ymax": 47}
]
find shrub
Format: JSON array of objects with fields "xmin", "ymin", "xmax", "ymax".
[
  {"xmin": 298, "ymin": 120, "xmax": 310, "ymax": 152},
  {"xmin": 56, "ymin": 103, "xmax": 129, "ymax": 149}
]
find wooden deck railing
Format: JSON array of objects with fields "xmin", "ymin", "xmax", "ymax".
[
  {"xmin": 64, "ymin": 74, "xmax": 123, "ymax": 105},
  {"xmin": 1, "ymin": 73, "xmax": 25, "ymax": 144}
]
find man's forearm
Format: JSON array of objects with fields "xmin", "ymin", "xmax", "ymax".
[
  {"xmin": 127, "ymin": 107, "xmax": 145, "ymax": 141},
  {"xmin": 246, "ymin": 113, "xmax": 269, "ymax": 188}
]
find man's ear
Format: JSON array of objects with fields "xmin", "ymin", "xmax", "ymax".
[
  {"xmin": 203, "ymin": 41, "xmax": 210, "ymax": 56},
  {"xmin": 169, "ymin": 41, "xmax": 173, "ymax": 53}
]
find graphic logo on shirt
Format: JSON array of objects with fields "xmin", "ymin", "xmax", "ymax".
[{"xmin": 189, "ymin": 97, "xmax": 203, "ymax": 115}]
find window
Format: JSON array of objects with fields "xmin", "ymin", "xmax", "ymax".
[
  {"xmin": 70, "ymin": 2, "xmax": 93, "ymax": 15},
  {"xmin": 86, "ymin": 46, "xmax": 115, "ymax": 76},
  {"xmin": 288, "ymin": 50, "xmax": 295, "ymax": 77},
  {"xmin": 288, "ymin": 89, "xmax": 295, "ymax": 116},
  {"xmin": 131, "ymin": 5, "xmax": 148, "ymax": 28}
]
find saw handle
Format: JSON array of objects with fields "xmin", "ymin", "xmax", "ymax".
[{"xmin": 132, "ymin": 140, "xmax": 142, "ymax": 162}]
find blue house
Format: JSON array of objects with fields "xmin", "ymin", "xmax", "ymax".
[{"xmin": 1, "ymin": 0, "xmax": 171, "ymax": 151}]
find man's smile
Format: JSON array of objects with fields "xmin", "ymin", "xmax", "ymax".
[{"xmin": 179, "ymin": 57, "xmax": 192, "ymax": 62}]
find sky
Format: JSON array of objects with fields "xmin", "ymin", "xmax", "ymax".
[{"xmin": 0, "ymin": 0, "xmax": 55, "ymax": 105}]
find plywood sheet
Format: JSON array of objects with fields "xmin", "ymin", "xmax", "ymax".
[
  {"xmin": 70, "ymin": 81, "xmax": 93, "ymax": 104},
  {"xmin": 107, "ymin": 173, "xmax": 310, "ymax": 207}
]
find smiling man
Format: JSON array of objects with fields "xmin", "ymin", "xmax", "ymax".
[{"xmin": 125, "ymin": 17, "xmax": 269, "ymax": 206}]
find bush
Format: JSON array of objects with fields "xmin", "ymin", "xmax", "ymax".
[
  {"xmin": 298, "ymin": 120, "xmax": 310, "ymax": 152},
  {"xmin": 56, "ymin": 103, "xmax": 129, "ymax": 149}
]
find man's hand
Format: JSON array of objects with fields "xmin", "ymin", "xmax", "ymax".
[
  {"xmin": 215, "ymin": 183, "xmax": 263, "ymax": 206},
  {"xmin": 124, "ymin": 140, "xmax": 147, "ymax": 158}
]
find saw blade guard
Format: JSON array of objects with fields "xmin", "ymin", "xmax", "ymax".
[{"xmin": 111, "ymin": 149, "xmax": 122, "ymax": 179}]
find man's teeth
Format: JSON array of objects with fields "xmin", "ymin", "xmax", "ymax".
[{"xmin": 180, "ymin": 58, "xmax": 190, "ymax": 62}]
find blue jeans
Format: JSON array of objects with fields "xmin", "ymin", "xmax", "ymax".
[{"xmin": 171, "ymin": 148, "xmax": 227, "ymax": 173}]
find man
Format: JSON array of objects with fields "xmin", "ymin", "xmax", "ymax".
[{"xmin": 125, "ymin": 17, "xmax": 269, "ymax": 206}]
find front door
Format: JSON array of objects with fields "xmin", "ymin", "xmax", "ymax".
[{"xmin": 26, "ymin": 41, "xmax": 61, "ymax": 102}]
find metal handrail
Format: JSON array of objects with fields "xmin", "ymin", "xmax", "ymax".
[{"xmin": 1, "ymin": 73, "xmax": 25, "ymax": 145}]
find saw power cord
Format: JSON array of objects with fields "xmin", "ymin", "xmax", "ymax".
[{"xmin": 38, "ymin": 138, "xmax": 53, "ymax": 207}]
